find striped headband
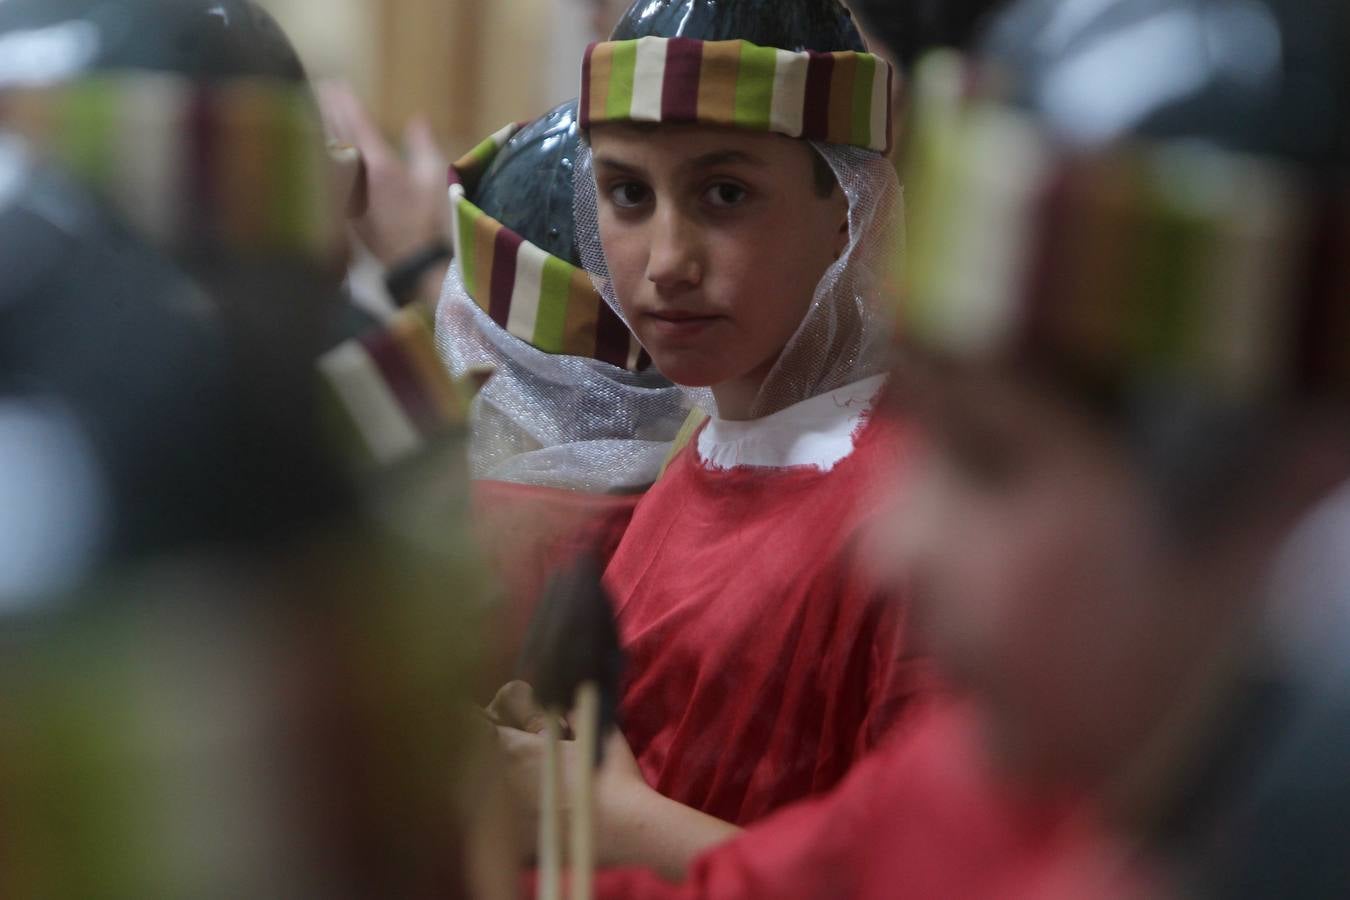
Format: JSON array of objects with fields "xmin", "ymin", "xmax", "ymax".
[
  {"xmin": 448, "ymin": 126, "xmax": 648, "ymax": 370},
  {"xmin": 901, "ymin": 53, "xmax": 1350, "ymax": 402},
  {"xmin": 319, "ymin": 307, "xmax": 472, "ymax": 469},
  {"xmin": 0, "ymin": 73, "xmax": 342, "ymax": 261},
  {"xmin": 580, "ymin": 37, "xmax": 893, "ymax": 153}
]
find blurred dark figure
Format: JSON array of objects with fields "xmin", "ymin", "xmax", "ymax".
[
  {"xmin": 0, "ymin": 3, "xmax": 490, "ymax": 898},
  {"xmin": 0, "ymin": 0, "xmax": 349, "ymax": 559}
]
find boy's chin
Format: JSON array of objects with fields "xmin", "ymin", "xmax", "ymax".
[{"xmin": 646, "ymin": 354, "xmax": 727, "ymax": 390}]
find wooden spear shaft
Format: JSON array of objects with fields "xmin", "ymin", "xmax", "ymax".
[
  {"xmin": 538, "ymin": 715, "xmax": 563, "ymax": 900},
  {"xmin": 570, "ymin": 681, "xmax": 601, "ymax": 900}
]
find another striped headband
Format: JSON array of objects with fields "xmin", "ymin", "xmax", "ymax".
[
  {"xmin": 0, "ymin": 74, "xmax": 342, "ymax": 261},
  {"xmin": 448, "ymin": 125, "xmax": 648, "ymax": 371},
  {"xmin": 319, "ymin": 307, "xmax": 471, "ymax": 469},
  {"xmin": 901, "ymin": 53, "xmax": 1350, "ymax": 401},
  {"xmin": 580, "ymin": 37, "xmax": 893, "ymax": 153}
]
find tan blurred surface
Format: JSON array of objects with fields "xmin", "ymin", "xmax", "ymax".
[{"xmin": 258, "ymin": 0, "xmax": 596, "ymax": 155}]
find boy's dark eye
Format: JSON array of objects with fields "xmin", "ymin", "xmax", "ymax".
[
  {"xmin": 607, "ymin": 182, "xmax": 651, "ymax": 209},
  {"xmin": 704, "ymin": 182, "xmax": 748, "ymax": 208}
]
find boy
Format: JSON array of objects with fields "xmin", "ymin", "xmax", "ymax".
[
  {"xmin": 490, "ymin": 0, "xmax": 931, "ymax": 878},
  {"xmin": 562, "ymin": 0, "xmax": 1350, "ymax": 894}
]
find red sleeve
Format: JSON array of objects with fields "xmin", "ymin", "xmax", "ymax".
[
  {"xmin": 592, "ymin": 704, "xmax": 1159, "ymax": 900},
  {"xmin": 594, "ymin": 737, "xmax": 893, "ymax": 900}
]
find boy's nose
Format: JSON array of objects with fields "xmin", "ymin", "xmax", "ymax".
[{"xmin": 646, "ymin": 209, "xmax": 703, "ymax": 290}]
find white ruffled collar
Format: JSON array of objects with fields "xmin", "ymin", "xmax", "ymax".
[{"xmin": 696, "ymin": 374, "xmax": 888, "ymax": 473}]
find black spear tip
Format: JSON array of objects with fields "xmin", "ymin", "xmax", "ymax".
[{"xmin": 517, "ymin": 554, "xmax": 625, "ymax": 740}]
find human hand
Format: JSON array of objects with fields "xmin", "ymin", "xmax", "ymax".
[
  {"xmin": 317, "ymin": 80, "xmax": 450, "ymax": 267},
  {"xmin": 489, "ymin": 681, "xmax": 647, "ymax": 864},
  {"xmin": 484, "ymin": 679, "xmax": 570, "ymax": 737}
]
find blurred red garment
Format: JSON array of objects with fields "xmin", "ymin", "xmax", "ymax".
[
  {"xmin": 606, "ymin": 379, "xmax": 933, "ymax": 826},
  {"xmin": 473, "ymin": 480, "xmax": 641, "ymax": 655},
  {"xmin": 595, "ymin": 702, "xmax": 1158, "ymax": 899}
]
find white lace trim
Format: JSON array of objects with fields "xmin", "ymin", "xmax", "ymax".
[{"xmin": 696, "ymin": 374, "xmax": 887, "ymax": 473}]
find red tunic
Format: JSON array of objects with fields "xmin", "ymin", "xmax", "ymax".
[
  {"xmin": 594, "ymin": 703, "xmax": 1158, "ymax": 899},
  {"xmin": 605, "ymin": 405, "xmax": 932, "ymax": 825}
]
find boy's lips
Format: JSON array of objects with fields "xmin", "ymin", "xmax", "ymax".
[{"xmin": 641, "ymin": 309, "xmax": 726, "ymax": 339}]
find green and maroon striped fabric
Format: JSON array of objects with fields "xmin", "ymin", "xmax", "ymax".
[
  {"xmin": 319, "ymin": 306, "xmax": 472, "ymax": 468},
  {"xmin": 447, "ymin": 128, "xmax": 647, "ymax": 371},
  {"xmin": 580, "ymin": 37, "xmax": 893, "ymax": 153},
  {"xmin": 0, "ymin": 73, "xmax": 341, "ymax": 261},
  {"xmin": 900, "ymin": 52, "xmax": 1350, "ymax": 403},
  {"xmin": 447, "ymin": 121, "xmax": 522, "ymax": 197}
]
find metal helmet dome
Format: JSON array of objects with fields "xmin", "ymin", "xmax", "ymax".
[
  {"xmin": 475, "ymin": 99, "xmax": 582, "ymax": 268},
  {"xmin": 978, "ymin": 0, "xmax": 1349, "ymax": 165},
  {"xmin": 610, "ymin": 0, "xmax": 867, "ymax": 52},
  {"xmin": 0, "ymin": 0, "xmax": 307, "ymax": 86}
]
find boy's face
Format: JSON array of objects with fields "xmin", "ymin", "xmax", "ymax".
[
  {"xmin": 589, "ymin": 124, "xmax": 848, "ymax": 395},
  {"xmin": 869, "ymin": 361, "xmax": 1208, "ymax": 793}
]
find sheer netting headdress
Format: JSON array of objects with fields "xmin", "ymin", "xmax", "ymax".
[
  {"xmin": 573, "ymin": 0, "xmax": 903, "ymax": 419},
  {"xmin": 435, "ymin": 101, "xmax": 690, "ymax": 492}
]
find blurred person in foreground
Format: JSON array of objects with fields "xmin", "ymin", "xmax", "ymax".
[
  {"xmin": 890, "ymin": 0, "xmax": 1350, "ymax": 893},
  {"xmin": 0, "ymin": 2, "xmax": 494, "ymax": 897},
  {"xmin": 562, "ymin": 0, "xmax": 1350, "ymax": 896}
]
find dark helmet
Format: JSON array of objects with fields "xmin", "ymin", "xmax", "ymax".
[
  {"xmin": 978, "ymin": 0, "xmax": 1349, "ymax": 165},
  {"xmin": 475, "ymin": 99, "xmax": 582, "ymax": 267},
  {"xmin": 902, "ymin": 0, "xmax": 1349, "ymax": 392},
  {"xmin": 0, "ymin": 0, "xmax": 348, "ymax": 474},
  {"xmin": 0, "ymin": 0, "xmax": 307, "ymax": 86},
  {"xmin": 0, "ymin": 0, "xmax": 350, "ymax": 574},
  {"xmin": 847, "ymin": 0, "xmax": 1007, "ymax": 72},
  {"xmin": 610, "ymin": 0, "xmax": 867, "ymax": 52}
]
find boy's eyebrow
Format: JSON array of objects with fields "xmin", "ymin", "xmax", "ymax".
[
  {"xmin": 592, "ymin": 156, "xmax": 647, "ymax": 177},
  {"xmin": 680, "ymin": 150, "xmax": 766, "ymax": 173},
  {"xmin": 592, "ymin": 149, "xmax": 766, "ymax": 177}
]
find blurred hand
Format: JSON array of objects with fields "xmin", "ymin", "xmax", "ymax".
[
  {"xmin": 488, "ymin": 686, "xmax": 736, "ymax": 877},
  {"xmin": 317, "ymin": 80, "xmax": 450, "ymax": 267},
  {"xmin": 484, "ymin": 679, "xmax": 570, "ymax": 737},
  {"xmin": 487, "ymin": 678, "xmax": 647, "ymax": 862}
]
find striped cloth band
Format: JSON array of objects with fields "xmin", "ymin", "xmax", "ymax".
[
  {"xmin": 0, "ymin": 73, "xmax": 341, "ymax": 261},
  {"xmin": 447, "ymin": 120, "xmax": 522, "ymax": 197},
  {"xmin": 580, "ymin": 37, "xmax": 893, "ymax": 153},
  {"xmin": 319, "ymin": 307, "xmax": 472, "ymax": 468},
  {"xmin": 901, "ymin": 54, "xmax": 1350, "ymax": 401},
  {"xmin": 447, "ymin": 129, "xmax": 648, "ymax": 370}
]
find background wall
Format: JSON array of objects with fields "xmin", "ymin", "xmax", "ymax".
[{"xmin": 256, "ymin": 0, "xmax": 595, "ymax": 156}]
